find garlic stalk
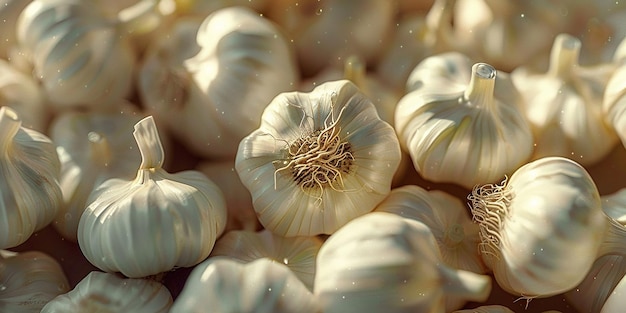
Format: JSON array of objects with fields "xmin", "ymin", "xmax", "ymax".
[
  {"xmin": 78, "ymin": 116, "xmax": 227, "ymax": 278},
  {"xmin": 170, "ymin": 257, "xmax": 319, "ymax": 313},
  {"xmin": 210, "ymin": 229, "xmax": 323, "ymax": 290},
  {"xmin": 41, "ymin": 271, "xmax": 173, "ymax": 313},
  {"xmin": 0, "ymin": 250, "xmax": 70, "ymax": 313},
  {"xmin": 0, "ymin": 59, "xmax": 48, "ymax": 133},
  {"xmin": 235, "ymin": 80, "xmax": 401, "ymax": 236},
  {"xmin": 0, "ymin": 106, "xmax": 62, "ymax": 249},
  {"xmin": 395, "ymin": 53, "xmax": 533, "ymax": 189},
  {"xmin": 315, "ymin": 212, "xmax": 492, "ymax": 313}
]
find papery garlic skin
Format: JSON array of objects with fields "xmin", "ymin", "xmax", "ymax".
[
  {"xmin": 211, "ymin": 229, "xmax": 323, "ymax": 290},
  {"xmin": 139, "ymin": 6, "xmax": 298, "ymax": 159},
  {"xmin": 512, "ymin": 33, "xmax": 617, "ymax": 166},
  {"xmin": 41, "ymin": 271, "xmax": 172, "ymax": 313},
  {"xmin": 78, "ymin": 116, "xmax": 227, "ymax": 278},
  {"xmin": 315, "ymin": 212, "xmax": 492, "ymax": 313},
  {"xmin": 0, "ymin": 250, "xmax": 70, "ymax": 313},
  {"xmin": 170, "ymin": 257, "xmax": 319, "ymax": 313},
  {"xmin": 0, "ymin": 59, "xmax": 47, "ymax": 132},
  {"xmin": 468, "ymin": 156, "xmax": 607, "ymax": 298},
  {"xmin": 236, "ymin": 80, "xmax": 401, "ymax": 237},
  {"xmin": 0, "ymin": 107, "xmax": 62, "ymax": 249},
  {"xmin": 395, "ymin": 53, "xmax": 533, "ymax": 189}
]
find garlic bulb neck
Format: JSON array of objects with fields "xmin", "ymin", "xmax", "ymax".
[
  {"xmin": 87, "ymin": 132, "xmax": 112, "ymax": 168},
  {"xmin": 548, "ymin": 34, "xmax": 581, "ymax": 80},
  {"xmin": 598, "ymin": 217, "xmax": 626, "ymax": 258},
  {"xmin": 425, "ymin": 0, "xmax": 455, "ymax": 48},
  {"xmin": 0, "ymin": 107, "xmax": 21, "ymax": 153},
  {"xmin": 463, "ymin": 63, "xmax": 497, "ymax": 110},
  {"xmin": 133, "ymin": 116, "xmax": 164, "ymax": 170},
  {"xmin": 117, "ymin": 0, "xmax": 161, "ymax": 36},
  {"xmin": 343, "ymin": 55, "xmax": 368, "ymax": 93}
]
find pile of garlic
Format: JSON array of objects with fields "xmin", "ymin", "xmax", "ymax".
[{"xmin": 2, "ymin": 0, "xmax": 626, "ymax": 312}]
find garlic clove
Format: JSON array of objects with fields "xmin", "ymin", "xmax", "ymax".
[
  {"xmin": 236, "ymin": 79, "xmax": 401, "ymax": 236},
  {"xmin": 41, "ymin": 271, "xmax": 172, "ymax": 312},
  {"xmin": 77, "ymin": 116, "xmax": 227, "ymax": 278},
  {"xmin": 0, "ymin": 250, "xmax": 70, "ymax": 313},
  {"xmin": 210, "ymin": 229, "xmax": 323, "ymax": 290},
  {"xmin": 170, "ymin": 257, "xmax": 319, "ymax": 313},
  {"xmin": 0, "ymin": 107, "xmax": 62, "ymax": 249}
]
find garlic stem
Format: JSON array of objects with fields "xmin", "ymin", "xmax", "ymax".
[
  {"xmin": 598, "ymin": 216, "xmax": 626, "ymax": 258},
  {"xmin": 439, "ymin": 265, "xmax": 492, "ymax": 302},
  {"xmin": 424, "ymin": 0, "xmax": 455, "ymax": 49},
  {"xmin": 87, "ymin": 132, "xmax": 112, "ymax": 168},
  {"xmin": 463, "ymin": 63, "xmax": 497, "ymax": 110},
  {"xmin": 547, "ymin": 34, "xmax": 581, "ymax": 80},
  {"xmin": 117, "ymin": 0, "xmax": 160, "ymax": 36},
  {"xmin": 343, "ymin": 55, "xmax": 368, "ymax": 94},
  {"xmin": 0, "ymin": 106, "xmax": 21, "ymax": 153},
  {"xmin": 133, "ymin": 116, "xmax": 164, "ymax": 170}
]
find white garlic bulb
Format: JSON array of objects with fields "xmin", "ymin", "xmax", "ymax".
[
  {"xmin": 0, "ymin": 106, "xmax": 62, "ymax": 249},
  {"xmin": 395, "ymin": 53, "xmax": 533, "ymax": 189},
  {"xmin": 78, "ymin": 116, "xmax": 227, "ymax": 278},
  {"xmin": 236, "ymin": 80, "xmax": 401, "ymax": 236},
  {"xmin": 41, "ymin": 271, "xmax": 172, "ymax": 313},
  {"xmin": 0, "ymin": 59, "xmax": 48, "ymax": 133},
  {"xmin": 0, "ymin": 250, "xmax": 70, "ymax": 313},
  {"xmin": 211, "ymin": 229, "xmax": 323, "ymax": 290},
  {"xmin": 511, "ymin": 33, "xmax": 618, "ymax": 166},
  {"xmin": 315, "ymin": 212, "xmax": 492, "ymax": 313},
  {"xmin": 170, "ymin": 257, "xmax": 319, "ymax": 313},
  {"xmin": 467, "ymin": 156, "xmax": 607, "ymax": 298},
  {"xmin": 139, "ymin": 6, "xmax": 298, "ymax": 159}
]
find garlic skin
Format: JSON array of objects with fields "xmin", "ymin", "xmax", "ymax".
[
  {"xmin": 0, "ymin": 250, "xmax": 70, "ymax": 313},
  {"xmin": 210, "ymin": 229, "xmax": 323, "ymax": 290},
  {"xmin": 41, "ymin": 271, "xmax": 172, "ymax": 313},
  {"xmin": 603, "ymin": 62, "xmax": 626, "ymax": 150},
  {"xmin": 512, "ymin": 33, "xmax": 618, "ymax": 166},
  {"xmin": 236, "ymin": 80, "xmax": 401, "ymax": 237},
  {"xmin": 468, "ymin": 156, "xmax": 607, "ymax": 298},
  {"xmin": 170, "ymin": 257, "xmax": 319, "ymax": 313},
  {"xmin": 0, "ymin": 59, "xmax": 48, "ymax": 133},
  {"xmin": 0, "ymin": 106, "xmax": 62, "ymax": 249},
  {"xmin": 139, "ymin": 6, "xmax": 298, "ymax": 159},
  {"xmin": 315, "ymin": 212, "xmax": 492, "ymax": 313},
  {"xmin": 395, "ymin": 53, "xmax": 533, "ymax": 189},
  {"xmin": 78, "ymin": 116, "xmax": 227, "ymax": 278}
]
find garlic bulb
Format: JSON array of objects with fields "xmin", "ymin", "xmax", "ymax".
[
  {"xmin": 41, "ymin": 271, "xmax": 172, "ymax": 313},
  {"xmin": 210, "ymin": 229, "xmax": 323, "ymax": 290},
  {"xmin": 0, "ymin": 106, "xmax": 62, "ymax": 249},
  {"xmin": 16, "ymin": 0, "xmax": 161, "ymax": 109},
  {"xmin": 0, "ymin": 250, "xmax": 70, "ymax": 313},
  {"xmin": 170, "ymin": 257, "xmax": 319, "ymax": 313},
  {"xmin": 236, "ymin": 80, "xmax": 401, "ymax": 236},
  {"xmin": 160, "ymin": 0, "xmax": 268, "ymax": 17},
  {"xmin": 467, "ymin": 156, "xmax": 607, "ymax": 298},
  {"xmin": 0, "ymin": 59, "xmax": 47, "ymax": 132},
  {"xmin": 0, "ymin": 0, "xmax": 31, "ymax": 58},
  {"xmin": 511, "ymin": 33, "xmax": 618, "ymax": 166},
  {"xmin": 603, "ymin": 61, "xmax": 626, "ymax": 150},
  {"xmin": 395, "ymin": 53, "xmax": 533, "ymax": 189},
  {"xmin": 453, "ymin": 305, "xmax": 514, "ymax": 313},
  {"xmin": 315, "ymin": 212, "xmax": 492, "ymax": 313},
  {"xmin": 139, "ymin": 6, "xmax": 298, "ymax": 159},
  {"xmin": 49, "ymin": 104, "xmax": 144, "ymax": 242},
  {"xmin": 78, "ymin": 116, "xmax": 227, "ymax": 278}
]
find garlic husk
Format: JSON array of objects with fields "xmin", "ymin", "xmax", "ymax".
[
  {"xmin": 139, "ymin": 6, "xmax": 299, "ymax": 159},
  {"xmin": 395, "ymin": 54, "xmax": 533, "ymax": 189},
  {"xmin": 511, "ymin": 33, "xmax": 618, "ymax": 166},
  {"xmin": 196, "ymin": 159, "xmax": 260, "ymax": 232},
  {"xmin": 452, "ymin": 305, "xmax": 515, "ymax": 313},
  {"xmin": 235, "ymin": 80, "xmax": 401, "ymax": 236},
  {"xmin": 78, "ymin": 116, "xmax": 227, "ymax": 278},
  {"xmin": 0, "ymin": 0, "xmax": 31, "ymax": 59},
  {"xmin": 41, "ymin": 271, "xmax": 172, "ymax": 313},
  {"xmin": 170, "ymin": 257, "xmax": 319, "ymax": 313},
  {"xmin": 210, "ymin": 229, "xmax": 323, "ymax": 290},
  {"xmin": 0, "ymin": 250, "xmax": 70, "ymax": 313},
  {"xmin": 603, "ymin": 62, "xmax": 626, "ymax": 150},
  {"xmin": 467, "ymin": 156, "xmax": 607, "ymax": 298},
  {"xmin": 0, "ymin": 59, "xmax": 48, "ymax": 133},
  {"xmin": 0, "ymin": 106, "xmax": 62, "ymax": 249},
  {"xmin": 315, "ymin": 212, "xmax": 492, "ymax": 313}
]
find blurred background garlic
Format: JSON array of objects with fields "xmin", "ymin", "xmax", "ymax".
[
  {"xmin": 41, "ymin": 271, "xmax": 172, "ymax": 313},
  {"xmin": 0, "ymin": 106, "xmax": 62, "ymax": 249},
  {"xmin": 0, "ymin": 250, "xmax": 70, "ymax": 313},
  {"xmin": 138, "ymin": 6, "xmax": 298, "ymax": 159},
  {"xmin": 395, "ymin": 53, "xmax": 533, "ymax": 189},
  {"xmin": 452, "ymin": 305, "xmax": 515, "ymax": 313},
  {"xmin": 170, "ymin": 257, "xmax": 319, "ymax": 313},
  {"xmin": 236, "ymin": 80, "xmax": 401, "ymax": 236},
  {"xmin": 511, "ymin": 33, "xmax": 618, "ymax": 166},
  {"xmin": 210, "ymin": 229, "xmax": 323, "ymax": 290},
  {"xmin": 603, "ymin": 60, "xmax": 626, "ymax": 151},
  {"xmin": 0, "ymin": 0, "xmax": 32, "ymax": 59},
  {"xmin": 78, "ymin": 116, "xmax": 227, "ymax": 278},
  {"xmin": 315, "ymin": 212, "xmax": 492, "ymax": 313},
  {"xmin": 0, "ymin": 59, "xmax": 48, "ymax": 132}
]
